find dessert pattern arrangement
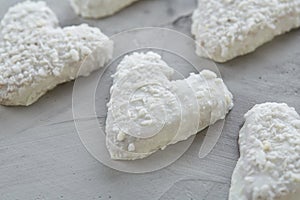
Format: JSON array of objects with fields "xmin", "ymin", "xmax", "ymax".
[{"xmin": 0, "ymin": 0, "xmax": 299, "ymax": 199}]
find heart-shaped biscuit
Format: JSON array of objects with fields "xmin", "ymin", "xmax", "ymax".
[
  {"xmin": 0, "ymin": 1, "xmax": 113, "ymax": 106},
  {"xmin": 105, "ymin": 52, "xmax": 233, "ymax": 160},
  {"xmin": 70, "ymin": 0, "xmax": 139, "ymax": 18},
  {"xmin": 229, "ymin": 103, "xmax": 300, "ymax": 200},
  {"xmin": 192, "ymin": 0, "xmax": 300, "ymax": 62}
]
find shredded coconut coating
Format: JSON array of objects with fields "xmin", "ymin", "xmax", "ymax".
[
  {"xmin": 0, "ymin": 1, "xmax": 113, "ymax": 106},
  {"xmin": 105, "ymin": 52, "xmax": 233, "ymax": 160},
  {"xmin": 192, "ymin": 0, "xmax": 300, "ymax": 62},
  {"xmin": 229, "ymin": 103, "xmax": 300, "ymax": 200},
  {"xmin": 70, "ymin": 0, "xmax": 139, "ymax": 19}
]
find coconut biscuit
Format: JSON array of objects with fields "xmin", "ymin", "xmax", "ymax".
[
  {"xmin": 192, "ymin": 0, "xmax": 300, "ymax": 62},
  {"xmin": 70, "ymin": 0, "xmax": 139, "ymax": 18},
  {"xmin": 0, "ymin": 1, "xmax": 113, "ymax": 106},
  {"xmin": 229, "ymin": 103, "xmax": 300, "ymax": 200}
]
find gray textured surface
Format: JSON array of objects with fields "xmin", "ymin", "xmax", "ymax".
[{"xmin": 0, "ymin": 0, "xmax": 300, "ymax": 200}]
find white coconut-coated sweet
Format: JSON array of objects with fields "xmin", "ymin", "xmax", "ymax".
[
  {"xmin": 0, "ymin": 1, "xmax": 113, "ymax": 106},
  {"xmin": 105, "ymin": 52, "xmax": 233, "ymax": 160},
  {"xmin": 229, "ymin": 102, "xmax": 300, "ymax": 200},
  {"xmin": 192, "ymin": 0, "xmax": 300, "ymax": 62},
  {"xmin": 70, "ymin": 0, "xmax": 139, "ymax": 19}
]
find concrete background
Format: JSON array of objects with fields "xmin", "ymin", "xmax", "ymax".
[{"xmin": 0, "ymin": 0, "xmax": 299, "ymax": 199}]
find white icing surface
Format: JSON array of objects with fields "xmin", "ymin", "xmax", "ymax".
[
  {"xmin": 70, "ymin": 0, "xmax": 139, "ymax": 19},
  {"xmin": 105, "ymin": 51, "xmax": 233, "ymax": 160},
  {"xmin": 229, "ymin": 102, "xmax": 300, "ymax": 200},
  {"xmin": 0, "ymin": 1, "xmax": 113, "ymax": 106},
  {"xmin": 192, "ymin": 0, "xmax": 300, "ymax": 62}
]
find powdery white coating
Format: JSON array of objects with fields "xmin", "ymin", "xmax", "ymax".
[
  {"xmin": 70, "ymin": 0, "xmax": 139, "ymax": 19},
  {"xmin": 105, "ymin": 52, "xmax": 233, "ymax": 160},
  {"xmin": 229, "ymin": 103, "xmax": 300, "ymax": 200},
  {"xmin": 192, "ymin": 0, "xmax": 300, "ymax": 62},
  {"xmin": 0, "ymin": 1, "xmax": 113, "ymax": 106}
]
